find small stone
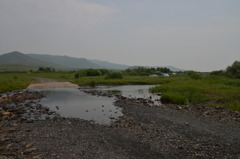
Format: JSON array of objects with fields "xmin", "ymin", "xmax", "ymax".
[
  {"xmin": 176, "ymin": 106, "xmax": 182, "ymax": 110},
  {"xmin": 3, "ymin": 111, "xmax": 11, "ymax": 116},
  {"xmin": 26, "ymin": 141, "xmax": 35, "ymax": 148},
  {"xmin": 178, "ymin": 146, "xmax": 184, "ymax": 149},
  {"xmin": 24, "ymin": 148, "xmax": 37, "ymax": 154}
]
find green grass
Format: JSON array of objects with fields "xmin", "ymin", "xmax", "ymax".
[
  {"xmin": 0, "ymin": 64, "xmax": 38, "ymax": 72},
  {"xmin": 27, "ymin": 72, "xmax": 171, "ymax": 85},
  {"xmin": 0, "ymin": 73, "xmax": 34, "ymax": 93},
  {"xmin": 161, "ymin": 92, "xmax": 188, "ymax": 105},
  {"xmin": 1, "ymin": 72, "xmax": 240, "ymax": 111},
  {"xmin": 150, "ymin": 75, "xmax": 240, "ymax": 111},
  {"xmin": 0, "ymin": 72, "xmax": 169, "ymax": 92}
]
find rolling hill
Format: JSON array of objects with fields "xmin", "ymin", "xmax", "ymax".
[
  {"xmin": 0, "ymin": 51, "xmax": 49, "ymax": 66},
  {"xmin": 27, "ymin": 54, "xmax": 101, "ymax": 69},
  {"xmin": 89, "ymin": 59, "xmax": 129, "ymax": 70},
  {"xmin": 0, "ymin": 51, "xmax": 185, "ymax": 71},
  {"xmin": 0, "ymin": 51, "xmax": 130, "ymax": 71}
]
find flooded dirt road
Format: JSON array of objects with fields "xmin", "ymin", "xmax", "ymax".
[{"xmin": 1, "ymin": 82, "xmax": 240, "ymax": 158}]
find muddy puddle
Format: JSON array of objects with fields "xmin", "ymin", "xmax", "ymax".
[
  {"xmin": 32, "ymin": 88, "xmax": 121, "ymax": 124},
  {"xmin": 31, "ymin": 85, "xmax": 159, "ymax": 124}
]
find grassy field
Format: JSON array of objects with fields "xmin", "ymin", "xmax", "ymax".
[
  {"xmin": 0, "ymin": 73, "xmax": 34, "ymax": 93},
  {"xmin": 26, "ymin": 72, "xmax": 170, "ymax": 85},
  {"xmin": 0, "ymin": 72, "xmax": 167, "ymax": 93},
  {"xmin": 1, "ymin": 72, "xmax": 239, "ymax": 111},
  {"xmin": 150, "ymin": 75, "xmax": 240, "ymax": 111},
  {"xmin": 0, "ymin": 64, "xmax": 38, "ymax": 72}
]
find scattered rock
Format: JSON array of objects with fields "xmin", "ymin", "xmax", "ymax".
[{"xmin": 25, "ymin": 141, "xmax": 35, "ymax": 148}]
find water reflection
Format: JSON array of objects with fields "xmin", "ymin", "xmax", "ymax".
[
  {"xmin": 90, "ymin": 85, "xmax": 159, "ymax": 102},
  {"xmin": 36, "ymin": 88, "xmax": 123, "ymax": 124},
  {"xmin": 32, "ymin": 85, "xmax": 159, "ymax": 125}
]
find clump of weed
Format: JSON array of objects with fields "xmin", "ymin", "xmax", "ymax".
[
  {"xmin": 161, "ymin": 92, "xmax": 188, "ymax": 105},
  {"xmin": 90, "ymin": 81, "xmax": 96, "ymax": 87}
]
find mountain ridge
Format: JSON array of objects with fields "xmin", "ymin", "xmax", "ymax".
[
  {"xmin": 0, "ymin": 51, "xmax": 185, "ymax": 71},
  {"xmin": 27, "ymin": 54, "xmax": 101, "ymax": 69},
  {"xmin": 0, "ymin": 51, "xmax": 64, "ymax": 69}
]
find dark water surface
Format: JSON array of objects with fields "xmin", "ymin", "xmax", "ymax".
[
  {"xmin": 33, "ymin": 85, "xmax": 159, "ymax": 124},
  {"xmin": 37, "ymin": 88, "xmax": 122, "ymax": 124}
]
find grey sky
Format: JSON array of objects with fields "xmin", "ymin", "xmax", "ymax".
[{"xmin": 0, "ymin": 0, "xmax": 239, "ymax": 71}]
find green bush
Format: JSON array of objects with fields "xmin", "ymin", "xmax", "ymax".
[
  {"xmin": 226, "ymin": 61, "xmax": 240, "ymax": 79},
  {"xmin": 210, "ymin": 70, "xmax": 226, "ymax": 76},
  {"xmin": 105, "ymin": 71, "xmax": 123, "ymax": 79},
  {"xmin": 85, "ymin": 69, "xmax": 102, "ymax": 76},
  {"xmin": 38, "ymin": 67, "xmax": 55, "ymax": 72},
  {"xmin": 74, "ymin": 73, "xmax": 80, "ymax": 79},
  {"xmin": 76, "ymin": 69, "xmax": 109, "ymax": 77}
]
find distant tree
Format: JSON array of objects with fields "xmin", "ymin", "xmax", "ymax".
[
  {"xmin": 38, "ymin": 67, "xmax": 44, "ymax": 72},
  {"xmin": 210, "ymin": 70, "xmax": 226, "ymax": 76},
  {"xmin": 157, "ymin": 67, "xmax": 171, "ymax": 73},
  {"xmin": 226, "ymin": 61, "xmax": 240, "ymax": 79},
  {"xmin": 38, "ymin": 67, "xmax": 55, "ymax": 72},
  {"xmin": 85, "ymin": 69, "xmax": 101, "ymax": 76}
]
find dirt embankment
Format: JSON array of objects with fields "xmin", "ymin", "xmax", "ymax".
[
  {"xmin": 27, "ymin": 77, "xmax": 79, "ymax": 89},
  {"xmin": 1, "ymin": 86, "xmax": 240, "ymax": 158}
]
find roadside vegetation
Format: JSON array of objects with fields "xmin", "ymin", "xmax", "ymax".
[
  {"xmin": 150, "ymin": 61, "xmax": 240, "ymax": 111},
  {"xmin": 150, "ymin": 75, "xmax": 240, "ymax": 110},
  {"xmin": 0, "ymin": 61, "xmax": 239, "ymax": 111},
  {"xmin": 0, "ymin": 73, "xmax": 34, "ymax": 93}
]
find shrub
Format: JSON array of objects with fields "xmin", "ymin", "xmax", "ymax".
[
  {"xmin": 105, "ymin": 71, "xmax": 123, "ymax": 79},
  {"xmin": 210, "ymin": 70, "xmax": 226, "ymax": 76},
  {"xmin": 90, "ymin": 81, "xmax": 96, "ymax": 87},
  {"xmin": 85, "ymin": 69, "xmax": 102, "ymax": 76},
  {"xmin": 226, "ymin": 61, "xmax": 240, "ymax": 79},
  {"xmin": 38, "ymin": 67, "xmax": 55, "ymax": 72},
  {"xmin": 74, "ymin": 73, "xmax": 80, "ymax": 79}
]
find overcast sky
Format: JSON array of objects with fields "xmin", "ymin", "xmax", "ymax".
[{"xmin": 0, "ymin": 0, "xmax": 239, "ymax": 71}]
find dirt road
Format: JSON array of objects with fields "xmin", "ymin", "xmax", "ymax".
[{"xmin": 27, "ymin": 77, "xmax": 79, "ymax": 89}]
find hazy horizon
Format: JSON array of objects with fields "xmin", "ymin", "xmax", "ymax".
[{"xmin": 0, "ymin": 0, "xmax": 239, "ymax": 72}]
